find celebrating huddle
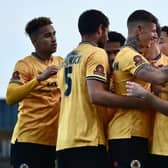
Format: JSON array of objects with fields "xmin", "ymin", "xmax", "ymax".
[{"xmin": 6, "ymin": 9, "xmax": 168, "ymax": 168}]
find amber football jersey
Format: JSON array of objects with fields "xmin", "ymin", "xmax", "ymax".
[
  {"xmin": 9, "ymin": 54, "xmax": 63, "ymax": 146},
  {"xmin": 104, "ymin": 74, "xmax": 116, "ymax": 136},
  {"xmin": 56, "ymin": 43, "xmax": 109, "ymax": 151},
  {"xmin": 151, "ymin": 53, "xmax": 168, "ymax": 155},
  {"xmin": 108, "ymin": 46, "xmax": 152, "ymax": 139}
]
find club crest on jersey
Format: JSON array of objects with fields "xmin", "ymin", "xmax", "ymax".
[
  {"xmin": 130, "ymin": 160, "xmax": 141, "ymax": 168},
  {"xmin": 19, "ymin": 163, "xmax": 29, "ymax": 168},
  {"xmin": 11, "ymin": 71, "xmax": 20, "ymax": 80},
  {"xmin": 133, "ymin": 55, "xmax": 145, "ymax": 66},
  {"xmin": 94, "ymin": 64, "xmax": 105, "ymax": 76}
]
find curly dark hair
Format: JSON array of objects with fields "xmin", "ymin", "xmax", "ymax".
[
  {"xmin": 25, "ymin": 17, "xmax": 52, "ymax": 37},
  {"xmin": 108, "ymin": 31, "xmax": 126, "ymax": 46}
]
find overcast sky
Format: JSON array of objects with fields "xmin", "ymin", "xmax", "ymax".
[{"xmin": 0, "ymin": 0, "xmax": 168, "ymax": 98}]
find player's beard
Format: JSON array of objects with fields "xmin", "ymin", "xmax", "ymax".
[{"xmin": 98, "ymin": 40, "xmax": 105, "ymax": 48}]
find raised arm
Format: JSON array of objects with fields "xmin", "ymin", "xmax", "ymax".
[{"xmin": 6, "ymin": 64, "xmax": 58, "ymax": 105}]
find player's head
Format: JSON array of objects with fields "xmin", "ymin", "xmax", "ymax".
[
  {"xmin": 78, "ymin": 9, "xmax": 109, "ymax": 48},
  {"xmin": 25, "ymin": 17, "xmax": 57, "ymax": 55},
  {"xmin": 104, "ymin": 31, "xmax": 125, "ymax": 65},
  {"xmin": 160, "ymin": 26, "xmax": 168, "ymax": 44},
  {"xmin": 127, "ymin": 9, "xmax": 159, "ymax": 49},
  {"xmin": 159, "ymin": 26, "xmax": 168, "ymax": 55},
  {"xmin": 143, "ymin": 24, "xmax": 161, "ymax": 60}
]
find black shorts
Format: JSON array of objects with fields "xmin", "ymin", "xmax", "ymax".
[
  {"xmin": 10, "ymin": 142, "xmax": 56, "ymax": 168},
  {"xmin": 108, "ymin": 136, "xmax": 149, "ymax": 168},
  {"xmin": 57, "ymin": 145, "xmax": 109, "ymax": 168},
  {"xmin": 147, "ymin": 153, "xmax": 168, "ymax": 168}
]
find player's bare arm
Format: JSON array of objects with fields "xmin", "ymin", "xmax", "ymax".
[
  {"xmin": 87, "ymin": 79, "xmax": 146, "ymax": 109},
  {"xmin": 135, "ymin": 63, "xmax": 168, "ymax": 85},
  {"xmin": 161, "ymin": 65, "xmax": 168, "ymax": 74},
  {"xmin": 126, "ymin": 81, "xmax": 168, "ymax": 115}
]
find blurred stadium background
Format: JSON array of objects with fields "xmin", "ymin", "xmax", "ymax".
[{"xmin": 0, "ymin": 99, "xmax": 17, "ymax": 168}]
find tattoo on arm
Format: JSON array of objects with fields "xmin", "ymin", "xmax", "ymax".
[
  {"xmin": 137, "ymin": 64, "xmax": 157, "ymax": 73},
  {"xmin": 161, "ymin": 65, "xmax": 168, "ymax": 75}
]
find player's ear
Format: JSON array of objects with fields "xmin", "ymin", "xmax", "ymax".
[
  {"xmin": 30, "ymin": 35, "xmax": 37, "ymax": 46},
  {"xmin": 97, "ymin": 24, "xmax": 103, "ymax": 35},
  {"xmin": 136, "ymin": 24, "xmax": 144, "ymax": 36}
]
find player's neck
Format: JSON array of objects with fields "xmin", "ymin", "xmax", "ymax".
[
  {"xmin": 126, "ymin": 37, "xmax": 142, "ymax": 53},
  {"xmin": 150, "ymin": 53, "xmax": 161, "ymax": 61},
  {"xmin": 80, "ymin": 36, "xmax": 97, "ymax": 46},
  {"xmin": 32, "ymin": 52, "xmax": 52, "ymax": 61}
]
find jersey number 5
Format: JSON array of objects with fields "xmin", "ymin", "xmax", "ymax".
[{"xmin": 64, "ymin": 66, "xmax": 72, "ymax": 96}]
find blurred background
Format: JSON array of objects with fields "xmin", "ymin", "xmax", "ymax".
[{"xmin": 1, "ymin": 0, "xmax": 168, "ymax": 167}]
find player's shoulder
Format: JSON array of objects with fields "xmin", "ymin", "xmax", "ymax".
[
  {"xmin": 87, "ymin": 47, "xmax": 107, "ymax": 64},
  {"xmin": 116, "ymin": 46, "xmax": 142, "ymax": 60},
  {"xmin": 15, "ymin": 54, "xmax": 33, "ymax": 65},
  {"xmin": 120, "ymin": 46, "xmax": 140, "ymax": 55},
  {"xmin": 52, "ymin": 55, "xmax": 64, "ymax": 64},
  {"xmin": 53, "ymin": 55, "xmax": 63, "ymax": 60},
  {"xmin": 79, "ymin": 43, "xmax": 106, "ymax": 55},
  {"xmin": 88, "ymin": 47, "xmax": 107, "ymax": 60},
  {"xmin": 94, "ymin": 46, "xmax": 106, "ymax": 54}
]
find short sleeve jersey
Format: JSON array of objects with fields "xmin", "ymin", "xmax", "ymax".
[
  {"xmin": 57, "ymin": 43, "xmax": 109, "ymax": 150},
  {"xmin": 10, "ymin": 54, "xmax": 63, "ymax": 146},
  {"xmin": 151, "ymin": 53, "xmax": 168, "ymax": 155},
  {"xmin": 108, "ymin": 47, "xmax": 152, "ymax": 139}
]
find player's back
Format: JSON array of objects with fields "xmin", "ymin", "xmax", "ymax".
[{"xmin": 57, "ymin": 43, "xmax": 108, "ymax": 150}]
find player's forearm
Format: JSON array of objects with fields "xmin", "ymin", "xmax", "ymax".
[
  {"xmin": 6, "ymin": 78, "xmax": 39, "ymax": 105},
  {"xmin": 151, "ymin": 66, "xmax": 168, "ymax": 85},
  {"xmin": 91, "ymin": 90, "xmax": 146, "ymax": 109},
  {"xmin": 144, "ymin": 92, "xmax": 168, "ymax": 115},
  {"xmin": 136, "ymin": 64, "xmax": 168, "ymax": 85}
]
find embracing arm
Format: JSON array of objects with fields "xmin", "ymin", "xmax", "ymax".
[
  {"xmin": 135, "ymin": 63, "xmax": 168, "ymax": 85},
  {"xmin": 87, "ymin": 79, "xmax": 146, "ymax": 109},
  {"xmin": 145, "ymin": 93, "xmax": 168, "ymax": 115},
  {"xmin": 126, "ymin": 81, "xmax": 168, "ymax": 115}
]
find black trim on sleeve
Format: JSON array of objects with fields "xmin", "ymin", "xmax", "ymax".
[
  {"xmin": 134, "ymin": 63, "xmax": 149, "ymax": 76},
  {"xmin": 9, "ymin": 80, "xmax": 23, "ymax": 85},
  {"xmin": 86, "ymin": 76, "xmax": 107, "ymax": 83}
]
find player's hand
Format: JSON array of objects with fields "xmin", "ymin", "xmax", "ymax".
[
  {"xmin": 151, "ymin": 84, "xmax": 162, "ymax": 96},
  {"xmin": 126, "ymin": 81, "xmax": 148, "ymax": 98},
  {"xmin": 37, "ymin": 65, "xmax": 58, "ymax": 81}
]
